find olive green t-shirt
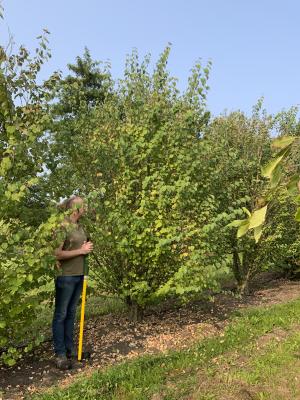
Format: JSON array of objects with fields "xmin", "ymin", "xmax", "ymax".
[{"xmin": 58, "ymin": 221, "xmax": 87, "ymax": 276}]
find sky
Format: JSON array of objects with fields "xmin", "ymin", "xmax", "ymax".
[{"xmin": 0, "ymin": 0, "xmax": 299, "ymax": 117}]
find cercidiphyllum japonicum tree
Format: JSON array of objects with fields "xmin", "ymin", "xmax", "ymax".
[
  {"xmin": 48, "ymin": 46, "xmax": 230, "ymax": 320},
  {"xmin": 0, "ymin": 15, "xmax": 64, "ymax": 365}
]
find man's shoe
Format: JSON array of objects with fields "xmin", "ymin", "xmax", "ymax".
[
  {"xmin": 66, "ymin": 350, "xmax": 91, "ymax": 369},
  {"xmin": 66, "ymin": 349, "xmax": 92, "ymax": 361},
  {"xmin": 54, "ymin": 354, "xmax": 71, "ymax": 370}
]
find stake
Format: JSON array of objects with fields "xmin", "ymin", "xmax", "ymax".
[{"xmin": 78, "ymin": 254, "xmax": 89, "ymax": 361}]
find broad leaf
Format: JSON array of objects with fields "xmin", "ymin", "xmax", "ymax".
[
  {"xmin": 248, "ymin": 205, "xmax": 268, "ymax": 229},
  {"xmin": 272, "ymin": 135, "xmax": 296, "ymax": 149},
  {"xmin": 295, "ymin": 207, "xmax": 300, "ymax": 222},
  {"xmin": 262, "ymin": 146, "xmax": 291, "ymax": 179},
  {"xmin": 287, "ymin": 174, "xmax": 300, "ymax": 196},
  {"xmin": 270, "ymin": 164, "xmax": 282, "ymax": 188},
  {"xmin": 242, "ymin": 207, "xmax": 251, "ymax": 217},
  {"xmin": 227, "ymin": 219, "xmax": 247, "ymax": 228},
  {"xmin": 237, "ymin": 220, "xmax": 250, "ymax": 238},
  {"xmin": 253, "ymin": 225, "xmax": 263, "ymax": 243}
]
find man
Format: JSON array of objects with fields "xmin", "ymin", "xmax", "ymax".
[{"xmin": 52, "ymin": 196, "xmax": 93, "ymax": 370}]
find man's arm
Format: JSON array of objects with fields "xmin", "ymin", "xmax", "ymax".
[{"xmin": 54, "ymin": 241, "xmax": 93, "ymax": 261}]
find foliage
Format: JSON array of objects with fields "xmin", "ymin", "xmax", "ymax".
[
  {"xmin": 232, "ymin": 108, "xmax": 300, "ymax": 240},
  {"xmin": 201, "ymin": 108, "xmax": 275, "ymax": 292},
  {"xmin": 45, "ymin": 47, "xmax": 113, "ymax": 199},
  {"xmin": 47, "ymin": 46, "xmax": 229, "ymax": 317},
  {"xmin": 201, "ymin": 107, "xmax": 299, "ymax": 293},
  {"xmin": 0, "ymin": 216, "xmax": 62, "ymax": 365},
  {"xmin": 0, "ymin": 21, "xmax": 63, "ymax": 364},
  {"xmin": 1, "ymin": 6, "xmax": 300, "ymax": 367}
]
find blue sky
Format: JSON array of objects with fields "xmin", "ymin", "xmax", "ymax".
[{"xmin": 1, "ymin": 0, "xmax": 299, "ymax": 116}]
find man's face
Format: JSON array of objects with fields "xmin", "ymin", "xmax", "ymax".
[{"xmin": 72, "ymin": 197, "xmax": 86, "ymax": 217}]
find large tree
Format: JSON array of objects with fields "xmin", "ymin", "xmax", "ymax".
[{"xmin": 48, "ymin": 47, "xmax": 225, "ymax": 319}]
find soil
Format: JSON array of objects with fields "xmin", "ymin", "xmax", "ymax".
[{"xmin": 1, "ymin": 272, "xmax": 300, "ymax": 400}]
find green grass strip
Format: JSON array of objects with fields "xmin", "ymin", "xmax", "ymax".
[
  {"xmin": 31, "ymin": 297, "xmax": 300, "ymax": 400},
  {"xmin": 236, "ymin": 331, "xmax": 300, "ymax": 385},
  {"xmin": 193, "ymin": 329, "xmax": 300, "ymax": 400}
]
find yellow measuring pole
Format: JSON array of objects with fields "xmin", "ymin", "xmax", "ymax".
[
  {"xmin": 78, "ymin": 275, "xmax": 88, "ymax": 361},
  {"xmin": 78, "ymin": 247, "xmax": 90, "ymax": 361}
]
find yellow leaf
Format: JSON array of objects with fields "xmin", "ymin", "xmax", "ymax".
[
  {"xmin": 237, "ymin": 221, "xmax": 250, "ymax": 238},
  {"xmin": 253, "ymin": 225, "xmax": 263, "ymax": 243},
  {"xmin": 248, "ymin": 205, "xmax": 268, "ymax": 230}
]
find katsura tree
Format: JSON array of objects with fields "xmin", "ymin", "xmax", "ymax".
[{"xmin": 48, "ymin": 46, "xmax": 228, "ymax": 319}]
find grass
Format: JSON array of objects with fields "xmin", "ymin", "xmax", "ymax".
[
  {"xmin": 82, "ymin": 294, "xmax": 126, "ymax": 319},
  {"xmin": 31, "ymin": 297, "xmax": 300, "ymax": 400},
  {"xmin": 190, "ymin": 329, "xmax": 300, "ymax": 399}
]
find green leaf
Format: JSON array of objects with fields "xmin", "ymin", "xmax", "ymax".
[
  {"xmin": 0, "ymin": 157, "xmax": 12, "ymax": 174},
  {"xmin": 272, "ymin": 135, "xmax": 296, "ymax": 149},
  {"xmin": 248, "ymin": 205, "xmax": 268, "ymax": 229},
  {"xmin": 242, "ymin": 207, "xmax": 251, "ymax": 217},
  {"xmin": 295, "ymin": 207, "xmax": 300, "ymax": 222},
  {"xmin": 270, "ymin": 164, "xmax": 282, "ymax": 188},
  {"xmin": 5, "ymin": 125, "xmax": 16, "ymax": 135},
  {"xmin": 6, "ymin": 358, "xmax": 16, "ymax": 366},
  {"xmin": 237, "ymin": 220, "xmax": 250, "ymax": 238},
  {"xmin": 287, "ymin": 174, "xmax": 300, "ymax": 196},
  {"xmin": 155, "ymin": 219, "xmax": 163, "ymax": 228},
  {"xmin": 261, "ymin": 146, "xmax": 291, "ymax": 179}
]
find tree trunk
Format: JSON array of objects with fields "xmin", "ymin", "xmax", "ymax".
[
  {"xmin": 232, "ymin": 247, "xmax": 242, "ymax": 286},
  {"xmin": 232, "ymin": 246, "xmax": 250, "ymax": 295},
  {"xmin": 236, "ymin": 276, "xmax": 250, "ymax": 295},
  {"xmin": 125, "ymin": 296, "xmax": 144, "ymax": 322}
]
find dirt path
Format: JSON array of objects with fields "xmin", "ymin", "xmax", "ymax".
[{"xmin": 1, "ymin": 273, "xmax": 300, "ymax": 400}]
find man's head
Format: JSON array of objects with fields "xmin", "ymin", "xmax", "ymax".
[{"xmin": 61, "ymin": 195, "xmax": 86, "ymax": 220}]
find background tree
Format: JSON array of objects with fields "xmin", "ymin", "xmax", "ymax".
[
  {"xmin": 209, "ymin": 106, "xmax": 300, "ymax": 294},
  {"xmin": 230, "ymin": 106, "xmax": 300, "ymax": 241},
  {"xmin": 0, "ymin": 22, "xmax": 62, "ymax": 365},
  {"xmin": 45, "ymin": 47, "xmax": 113, "ymax": 199}
]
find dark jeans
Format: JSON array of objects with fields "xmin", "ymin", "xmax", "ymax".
[{"xmin": 52, "ymin": 275, "xmax": 83, "ymax": 356}]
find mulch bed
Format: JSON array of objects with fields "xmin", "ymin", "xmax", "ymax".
[{"xmin": 1, "ymin": 272, "xmax": 300, "ymax": 400}]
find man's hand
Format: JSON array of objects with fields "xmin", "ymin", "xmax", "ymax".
[{"xmin": 80, "ymin": 241, "xmax": 94, "ymax": 255}]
